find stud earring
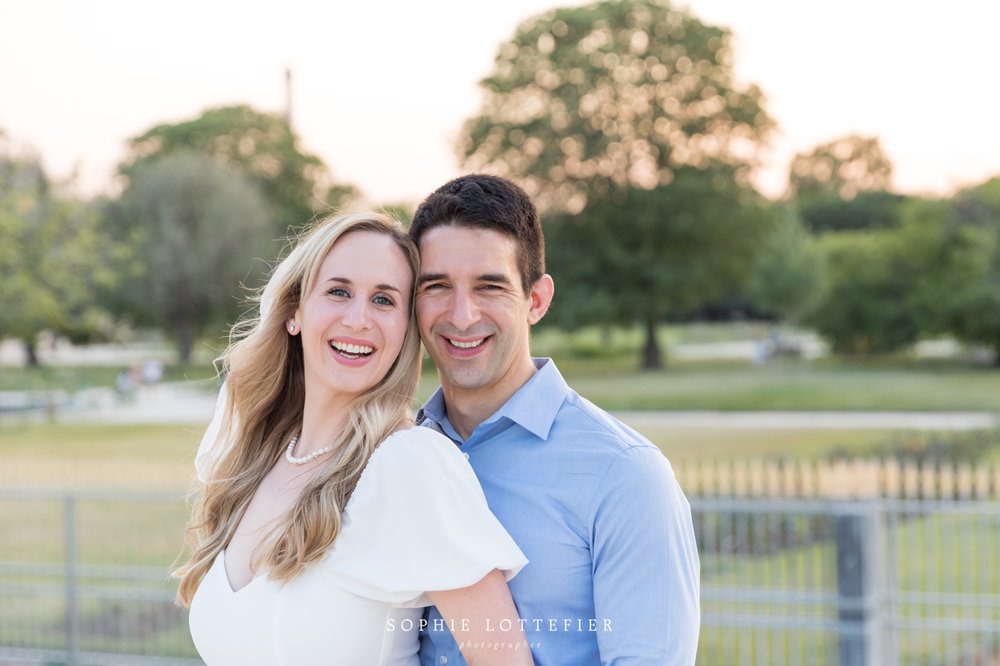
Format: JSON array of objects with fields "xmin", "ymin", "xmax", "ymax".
[{"xmin": 288, "ymin": 323, "xmax": 296, "ymax": 333}]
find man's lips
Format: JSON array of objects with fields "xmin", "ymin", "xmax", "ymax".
[
  {"xmin": 440, "ymin": 334, "xmax": 492, "ymax": 357},
  {"xmin": 446, "ymin": 337, "xmax": 487, "ymax": 349}
]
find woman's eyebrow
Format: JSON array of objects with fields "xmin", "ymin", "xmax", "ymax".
[{"xmin": 326, "ymin": 277, "xmax": 401, "ymax": 293}]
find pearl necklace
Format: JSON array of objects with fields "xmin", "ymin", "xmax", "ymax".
[{"xmin": 284, "ymin": 433, "xmax": 335, "ymax": 465}]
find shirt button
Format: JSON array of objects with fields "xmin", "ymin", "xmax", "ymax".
[
  {"xmin": 463, "ymin": 452, "xmax": 470, "ymax": 460},
  {"xmin": 439, "ymin": 657, "xmax": 449, "ymax": 665}
]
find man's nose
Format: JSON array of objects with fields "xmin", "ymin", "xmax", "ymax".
[{"xmin": 446, "ymin": 290, "xmax": 480, "ymax": 330}]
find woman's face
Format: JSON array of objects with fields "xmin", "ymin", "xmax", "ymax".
[{"xmin": 290, "ymin": 230, "xmax": 412, "ymax": 403}]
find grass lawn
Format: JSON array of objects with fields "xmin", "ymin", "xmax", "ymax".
[
  {"xmin": 542, "ymin": 357, "xmax": 1000, "ymax": 412},
  {"xmin": 643, "ymin": 427, "xmax": 895, "ymax": 460},
  {"xmin": 0, "ymin": 423, "xmax": 203, "ymax": 490},
  {"xmin": 415, "ymin": 357, "xmax": 1000, "ymax": 412},
  {"xmin": 0, "ymin": 422, "xmax": 905, "ymax": 492}
]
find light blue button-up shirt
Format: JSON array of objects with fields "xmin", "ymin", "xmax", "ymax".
[{"xmin": 417, "ymin": 359, "xmax": 700, "ymax": 666}]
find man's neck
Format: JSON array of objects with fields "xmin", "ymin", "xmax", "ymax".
[{"xmin": 441, "ymin": 358, "xmax": 538, "ymax": 441}]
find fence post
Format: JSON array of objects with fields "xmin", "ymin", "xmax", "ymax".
[
  {"xmin": 835, "ymin": 502, "xmax": 887, "ymax": 666},
  {"xmin": 64, "ymin": 495, "xmax": 79, "ymax": 666}
]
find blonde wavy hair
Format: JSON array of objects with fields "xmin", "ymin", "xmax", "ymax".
[{"xmin": 174, "ymin": 212, "xmax": 421, "ymax": 606}]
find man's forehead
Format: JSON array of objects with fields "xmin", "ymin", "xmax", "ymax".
[{"xmin": 419, "ymin": 225, "xmax": 517, "ymax": 256}]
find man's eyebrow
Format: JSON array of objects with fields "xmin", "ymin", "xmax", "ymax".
[
  {"xmin": 416, "ymin": 273, "xmax": 514, "ymax": 286},
  {"xmin": 416, "ymin": 273, "xmax": 447, "ymax": 286},
  {"xmin": 326, "ymin": 277, "xmax": 401, "ymax": 293},
  {"xmin": 477, "ymin": 273, "xmax": 512, "ymax": 284}
]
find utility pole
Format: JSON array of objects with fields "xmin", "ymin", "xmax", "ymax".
[{"xmin": 284, "ymin": 67, "xmax": 293, "ymax": 127}]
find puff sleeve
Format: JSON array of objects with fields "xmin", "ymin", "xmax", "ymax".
[
  {"xmin": 194, "ymin": 382, "xmax": 233, "ymax": 483},
  {"xmin": 322, "ymin": 427, "xmax": 527, "ymax": 608}
]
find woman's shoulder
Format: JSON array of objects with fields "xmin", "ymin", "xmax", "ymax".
[
  {"xmin": 372, "ymin": 426, "xmax": 462, "ymax": 465},
  {"xmin": 359, "ymin": 426, "xmax": 472, "ymax": 485},
  {"xmin": 321, "ymin": 430, "xmax": 525, "ymax": 607}
]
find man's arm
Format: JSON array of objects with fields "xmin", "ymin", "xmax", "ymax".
[{"xmin": 589, "ymin": 445, "xmax": 700, "ymax": 665}]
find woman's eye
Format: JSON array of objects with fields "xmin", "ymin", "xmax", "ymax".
[
  {"xmin": 328, "ymin": 287, "xmax": 350, "ymax": 298},
  {"xmin": 373, "ymin": 295, "xmax": 394, "ymax": 306}
]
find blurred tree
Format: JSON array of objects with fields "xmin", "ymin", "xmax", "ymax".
[
  {"xmin": 378, "ymin": 202, "xmax": 415, "ymax": 226},
  {"xmin": 112, "ymin": 151, "xmax": 272, "ymax": 363},
  {"xmin": 796, "ymin": 189, "xmax": 907, "ymax": 233},
  {"xmin": 937, "ymin": 178, "xmax": 1000, "ymax": 363},
  {"xmin": 788, "ymin": 135, "xmax": 902, "ymax": 233},
  {"xmin": 122, "ymin": 105, "xmax": 358, "ymax": 236},
  {"xmin": 745, "ymin": 207, "xmax": 826, "ymax": 322},
  {"xmin": 461, "ymin": 0, "xmax": 773, "ymax": 368},
  {"xmin": 805, "ymin": 230, "xmax": 926, "ymax": 354},
  {"xmin": 545, "ymin": 171, "xmax": 772, "ymax": 368},
  {"xmin": 0, "ymin": 137, "xmax": 115, "ymax": 366},
  {"xmin": 788, "ymin": 135, "xmax": 892, "ymax": 200}
]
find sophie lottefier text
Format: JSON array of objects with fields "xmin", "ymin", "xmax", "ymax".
[{"xmin": 385, "ymin": 617, "xmax": 613, "ymax": 633}]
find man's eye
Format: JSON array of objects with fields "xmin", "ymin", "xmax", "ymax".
[{"xmin": 421, "ymin": 282, "xmax": 446, "ymax": 292}]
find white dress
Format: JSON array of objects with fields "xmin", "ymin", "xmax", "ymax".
[{"xmin": 188, "ymin": 426, "xmax": 527, "ymax": 666}]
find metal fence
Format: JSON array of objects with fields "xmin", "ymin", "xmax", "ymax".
[
  {"xmin": 0, "ymin": 489, "xmax": 199, "ymax": 665},
  {"xmin": 694, "ymin": 496, "xmax": 1000, "ymax": 665},
  {"xmin": 676, "ymin": 457, "xmax": 1000, "ymax": 501},
  {"xmin": 2, "ymin": 489, "xmax": 999, "ymax": 665}
]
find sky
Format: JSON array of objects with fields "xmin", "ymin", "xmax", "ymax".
[{"xmin": 2, "ymin": 0, "xmax": 999, "ymax": 206}]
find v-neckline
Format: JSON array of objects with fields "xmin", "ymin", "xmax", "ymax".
[
  {"xmin": 220, "ymin": 549, "xmax": 267, "ymax": 594},
  {"xmin": 216, "ymin": 429, "xmax": 411, "ymax": 594}
]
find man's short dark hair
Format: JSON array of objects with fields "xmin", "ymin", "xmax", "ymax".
[{"xmin": 410, "ymin": 174, "xmax": 544, "ymax": 293}]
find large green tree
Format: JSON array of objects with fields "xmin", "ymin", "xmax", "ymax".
[
  {"xmin": 0, "ymin": 137, "xmax": 114, "ymax": 366},
  {"xmin": 111, "ymin": 151, "xmax": 273, "ymax": 363},
  {"xmin": 545, "ymin": 171, "xmax": 771, "ymax": 368},
  {"xmin": 460, "ymin": 0, "xmax": 774, "ymax": 368},
  {"xmin": 122, "ymin": 105, "xmax": 357, "ymax": 236}
]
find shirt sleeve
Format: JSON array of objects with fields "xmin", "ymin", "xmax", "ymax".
[
  {"xmin": 323, "ymin": 427, "xmax": 527, "ymax": 608},
  {"xmin": 589, "ymin": 445, "xmax": 701, "ymax": 665},
  {"xmin": 194, "ymin": 381, "xmax": 233, "ymax": 483}
]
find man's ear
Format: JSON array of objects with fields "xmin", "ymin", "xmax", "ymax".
[{"xmin": 527, "ymin": 274, "xmax": 555, "ymax": 325}]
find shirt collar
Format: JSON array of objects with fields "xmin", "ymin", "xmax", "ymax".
[{"xmin": 418, "ymin": 358, "xmax": 569, "ymax": 442}]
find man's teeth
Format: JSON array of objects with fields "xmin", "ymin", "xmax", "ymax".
[
  {"xmin": 449, "ymin": 338, "xmax": 485, "ymax": 349},
  {"xmin": 331, "ymin": 341, "xmax": 374, "ymax": 355}
]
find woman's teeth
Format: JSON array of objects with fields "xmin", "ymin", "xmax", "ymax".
[{"xmin": 331, "ymin": 341, "xmax": 374, "ymax": 357}]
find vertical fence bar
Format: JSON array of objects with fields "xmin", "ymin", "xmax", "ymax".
[
  {"xmin": 835, "ymin": 503, "xmax": 884, "ymax": 666},
  {"xmin": 881, "ymin": 505, "xmax": 899, "ymax": 666},
  {"xmin": 64, "ymin": 494, "xmax": 79, "ymax": 666}
]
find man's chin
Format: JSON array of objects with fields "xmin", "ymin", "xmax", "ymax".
[{"xmin": 436, "ymin": 365, "xmax": 491, "ymax": 393}]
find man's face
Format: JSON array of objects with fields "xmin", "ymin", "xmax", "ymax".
[{"xmin": 416, "ymin": 225, "xmax": 541, "ymax": 403}]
